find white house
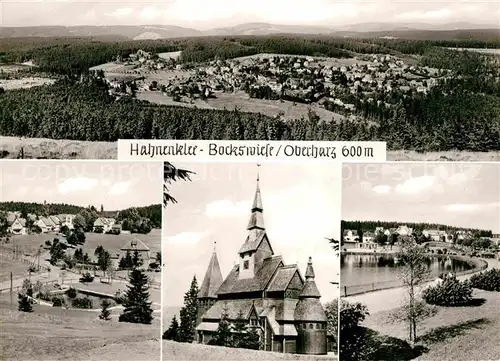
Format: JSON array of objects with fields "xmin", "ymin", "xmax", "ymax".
[
  {"xmin": 343, "ymin": 230, "xmax": 360, "ymax": 243},
  {"xmin": 8, "ymin": 217, "xmax": 27, "ymax": 235},
  {"xmin": 119, "ymin": 238, "xmax": 151, "ymax": 268},
  {"xmin": 395, "ymin": 225, "xmax": 413, "ymax": 236},
  {"xmin": 93, "ymin": 217, "xmax": 116, "ymax": 233}
]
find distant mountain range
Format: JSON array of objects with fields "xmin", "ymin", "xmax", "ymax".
[{"xmin": 0, "ymin": 22, "xmax": 498, "ymax": 40}]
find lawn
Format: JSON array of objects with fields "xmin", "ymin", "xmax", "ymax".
[
  {"xmin": 163, "ymin": 341, "xmax": 337, "ymax": 360},
  {"xmin": 362, "ymin": 289, "xmax": 500, "ymax": 360},
  {"xmin": 8, "ymin": 230, "xmax": 161, "ymax": 256},
  {"xmin": 0, "ymin": 301, "xmax": 161, "ymax": 360},
  {"xmin": 0, "ymin": 256, "xmax": 31, "ymax": 283}
]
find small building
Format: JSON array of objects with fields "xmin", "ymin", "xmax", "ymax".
[
  {"xmin": 8, "ymin": 216, "xmax": 27, "ymax": 235},
  {"xmin": 119, "ymin": 238, "xmax": 151, "ymax": 266},
  {"xmin": 93, "ymin": 217, "xmax": 116, "ymax": 233}
]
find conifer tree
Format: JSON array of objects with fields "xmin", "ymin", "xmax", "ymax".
[
  {"xmin": 18, "ymin": 294, "xmax": 33, "ymax": 312},
  {"xmin": 178, "ymin": 275, "xmax": 199, "ymax": 343},
  {"xmin": 232, "ymin": 310, "xmax": 248, "ymax": 348},
  {"xmin": 99, "ymin": 299, "xmax": 112, "ymax": 320},
  {"xmin": 118, "ymin": 269, "xmax": 153, "ymax": 324},
  {"xmin": 209, "ymin": 303, "xmax": 232, "ymax": 347},
  {"xmin": 163, "ymin": 315, "xmax": 180, "ymax": 341}
]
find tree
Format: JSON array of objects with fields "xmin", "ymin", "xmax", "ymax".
[
  {"xmin": 325, "ymin": 299, "xmax": 338, "ymax": 352},
  {"xmin": 396, "ymin": 236, "xmax": 430, "ymax": 344},
  {"xmin": 119, "ymin": 269, "xmax": 154, "ymax": 324},
  {"xmin": 72, "ymin": 214, "xmax": 86, "ymax": 230},
  {"xmin": 232, "ymin": 310, "xmax": 247, "ymax": 348},
  {"xmin": 209, "ymin": 302, "xmax": 232, "ymax": 347},
  {"xmin": 178, "ymin": 275, "xmax": 199, "ymax": 343},
  {"xmin": 156, "ymin": 252, "xmax": 162, "ymax": 265},
  {"xmin": 339, "ymin": 300, "xmax": 369, "ymax": 361},
  {"xmin": 0, "ymin": 211, "xmax": 7, "ymax": 238},
  {"xmin": 164, "ymin": 162, "xmax": 194, "ymax": 207},
  {"xmin": 99, "ymin": 299, "xmax": 112, "ymax": 320},
  {"xmin": 96, "ymin": 248, "xmax": 112, "ymax": 276},
  {"xmin": 163, "ymin": 316, "xmax": 181, "ymax": 341},
  {"xmin": 18, "ymin": 294, "xmax": 33, "ymax": 312}
]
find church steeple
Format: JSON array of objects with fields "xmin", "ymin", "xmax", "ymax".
[
  {"xmin": 300, "ymin": 257, "xmax": 321, "ymax": 298},
  {"xmin": 198, "ymin": 242, "xmax": 223, "ymax": 299},
  {"xmin": 247, "ymin": 165, "xmax": 264, "ymax": 231}
]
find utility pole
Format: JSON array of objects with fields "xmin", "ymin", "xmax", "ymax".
[{"xmin": 10, "ymin": 272, "xmax": 13, "ymax": 305}]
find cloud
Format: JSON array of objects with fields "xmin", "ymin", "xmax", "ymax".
[
  {"xmin": 108, "ymin": 181, "xmax": 131, "ymax": 195},
  {"xmin": 395, "ymin": 176, "xmax": 436, "ymax": 195},
  {"xmin": 205, "ymin": 199, "xmax": 250, "ymax": 218},
  {"xmin": 166, "ymin": 231, "xmax": 209, "ymax": 245},
  {"xmin": 106, "ymin": 7, "xmax": 133, "ymax": 17},
  {"xmin": 396, "ymin": 9, "xmax": 454, "ymax": 21},
  {"xmin": 445, "ymin": 202, "xmax": 500, "ymax": 212},
  {"xmin": 372, "ymin": 184, "xmax": 391, "ymax": 194},
  {"xmin": 57, "ymin": 177, "xmax": 99, "ymax": 194}
]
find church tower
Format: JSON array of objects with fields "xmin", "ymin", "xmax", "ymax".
[
  {"xmin": 238, "ymin": 167, "xmax": 273, "ymax": 280},
  {"xmin": 197, "ymin": 243, "xmax": 223, "ymax": 327},
  {"xmin": 294, "ymin": 257, "xmax": 327, "ymax": 355}
]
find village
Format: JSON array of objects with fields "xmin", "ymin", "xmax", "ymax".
[
  {"xmin": 96, "ymin": 49, "xmax": 446, "ymax": 119},
  {"xmin": 342, "ymin": 224, "xmax": 500, "ymax": 256}
]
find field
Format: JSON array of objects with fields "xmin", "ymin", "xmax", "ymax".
[
  {"xmin": 362, "ymin": 289, "xmax": 500, "ymax": 360},
  {"xmin": 0, "ymin": 301, "xmax": 160, "ymax": 361},
  {"xmin": 0, "ymin": 77, "xmax": 55, "ymax": 90},
  {"xmin": 0, "ymin": 255, "xmax": 31, "ymax": 283},
  {"xmin": 163, "ymin": 340, "xmax": 337, "ymax": 360},
  {"xmin": 8, "ymin": 229, "xmax": 161, "ymax": 256},
  {"xmin": 2, "ymin": 135, "xmax": 499, "ymax": 161}
]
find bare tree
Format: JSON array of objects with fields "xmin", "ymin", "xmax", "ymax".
[
  {"xmin": 164, "ymin": 162, "xmax": 194, "ymax": 207},
  {"xmin": 396, "ymin": 236, "xmax": 431, "ymax": 344},
  {"xmin": 326, "ymin": 237, "xmax": 340, "ymax": 286}
]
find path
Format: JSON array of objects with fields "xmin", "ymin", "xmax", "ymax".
[{"xmin": 344, "ymin": 257, "xmax": 500, "ymax": 313}]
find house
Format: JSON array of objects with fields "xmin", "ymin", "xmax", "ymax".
[
  {"xmin": 56, "ymin": 214, "xmax": 75, "ymax": 229},
  {"xmin": 196, "ymin": 175, "xmax": 328, "ymax": 355},
  {"xmin": 423, "ymin": 229, "xmax": 447, "ymax": 242},
  {"xmin": 8, "ymin": 216, "xmax": 27, "ymax": 235},
  {"xmin": 37, "ymin": 217, "xmax": 57, "ymax": 233},
  {"xmin": 119, "ymin": 238, "xmax": 151, "ymax": 266},
  {"xmin": 343, "ymin": 230, "xmax": 359, "ymax": 243},
  {"xmin": 93, "ymin": 217, "xmax": 116, "ymax": 233},
  {"xmin": 375, "ymin": 227, "xmax": 385, "ymax": 235},
  {"xmin": 395, "ymin": 225, "xmax": 413, "ymax": 236}
]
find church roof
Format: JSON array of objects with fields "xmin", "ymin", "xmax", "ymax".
[
  {"xmin": 198, "ymin": 249, "xmax": 223, "ymax": 299},
  {"xmin": 120, "ymin": 238, "xmax": 150, "ymax": 252},
  {"xmin": 246, "ymin": 177, "xmax": 264, "ymax": 231},
  {"xmin": 201, "ymin": 298, "xmax": 299, "ymax": 322},
  {"xmin": 216, "ymin": 256, "xmax": 283, "ymax": 295},
  {"xmin": 267, "ymin": 265, "xmax": 300, "ymax": 292},
  {"xmin": 238, "ymin": 229, "xmax": 269, "ymax": 254},
  {"xmin": 299, "ymin": 257, "xmax": 321, "ymax": 298},
  {"xmin": 294, "ymin": 298, "xmax": 327, "ymax": 322}
]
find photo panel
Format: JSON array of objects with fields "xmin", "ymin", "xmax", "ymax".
[
  {"xmin": 339, "ymin": 162, "xmax": 500, "ymax": 361},
  {"xmin": 162, "ymin": 161, "xmax": 341, "ymax": 360},
  {"xmin": 0, "ymin": 160, "xmax": 163, "ymax": 361}
]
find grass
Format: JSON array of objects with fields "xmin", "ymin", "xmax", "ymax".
[
  {"xmin": 2, "ymin": 135, "xmax": 499, "ymax": 161},
  {"xmin": 362, "ymin": 289, "xmax": 500, "ymax": 360},
  {"xmin": 8, "ymin": 230, "xmax": 161, "ymax": 256},
  {"xmin": 0, "ymin": 301, "xmax": 160, "ymax": 361},
  {"xmin": 163, "ymin": 340, "xmax": 337, "ymax": 360},
  {"xmin": 0, "ymin": 256, "xmax": 31, "ymax": 282}
]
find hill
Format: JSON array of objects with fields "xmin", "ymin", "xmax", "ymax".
[
  {"xmin": 162, "ymin": 340, "xmax": 337, "ymax": 360},
  {"xmin": 0, "ymin": 23, "xmax": 498, "ymax": 41}
]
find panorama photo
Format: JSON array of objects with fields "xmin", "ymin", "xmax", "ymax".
[{"xmin": 0, "ymin": 1, "xmax": 499, "ymax": 160}]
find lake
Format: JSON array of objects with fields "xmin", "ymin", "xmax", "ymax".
[{"xmin": 341, "ymin": 253, "xmax": 476, "ymax": 296}]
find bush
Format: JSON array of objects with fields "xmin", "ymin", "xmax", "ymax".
[
  {"xmin": 39, "ymin": 291, "xmax": 51, "ymax": 301},
  {"xmin": 99, "ymin": 299, "xmax": 112, "ymax": 320},
  {"xmin": 79, "ymin": 272, "xmax": 94, "ymax": 283},
  {"xmin": 72, "ymin": 296, "xmax": 93, "ymax": 309},
  {"xmin": 52, "ymin": 296, "xmax": 65, "ymax": 307},
  {"xmin": 67, "ymin": 287, "xmax": 77, "ymax": 299},
  {"xmin": 469, "ymin": 268, "xmax": 500, "ymax": 291},
  {"xmin": 422, "ymin": 275, "xmax": 473, "ymax": 306},
  {"xmin": 18, "ymin": 294, "xmax": 33, "ymax": 312},
  {"xmin": 340, "ymin": 300, "xmax": 370, "ymax": 361}
]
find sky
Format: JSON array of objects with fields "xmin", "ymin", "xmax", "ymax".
[
  {"xmin": 342, "ymin": 162, "xmax": 500, "ymax": 234},
  {"xmin": 0, "ymin": 161, "xmax": 162, "ymax": 211},
  {"xmin": 1, "ymin": 0, "xmax": 499, "ymax": 28},
  {"xmin": 163, "ymin": 162, "xmax": 341, "ymax": 308}
]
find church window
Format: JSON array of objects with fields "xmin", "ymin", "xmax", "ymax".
[
  {"xmin": 316, "ymin": 324, "xmax": 320, "ymax": 329},
  {"xmin": 243, "ymin": 260, "xmax": 249, "ymax": 269},
  {"xmin": 309, "ymin": 323, "xmax": 313, "ymax": 329}
]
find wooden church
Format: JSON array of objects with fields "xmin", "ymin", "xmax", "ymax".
[{"xmin": 195, "ymin": 172, "xmax": 328, "ymax": 355}]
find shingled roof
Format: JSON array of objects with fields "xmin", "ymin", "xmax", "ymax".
[
  {"xmin": 267, "ymin": 265, "xmax": 300, "ymax": 292},
  {"xmin": 198, "ymin": 249, "xmax": 223, "ymax": 299},
  {"xmin": 294, "ymin": 257, "xmax": 326, "ymax": 322},
  {"xmin": 216, "ymin": 256, "xmax": 283, "ymax": 295}
]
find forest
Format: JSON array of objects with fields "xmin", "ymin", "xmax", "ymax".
[
  {"xmin": 1, "ymin": 35, "xmax": 499, "ymax": 152},
  {"xmin": 341, "ymin": 220, "xmax": 493, "ymax": 238}
]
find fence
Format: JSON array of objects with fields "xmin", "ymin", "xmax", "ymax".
[
  {"xmin": 342, "ymin": 255, "xmax": 489, "ymax": 297},
  {"xmin": 0, "ymin": 277, "xmax": 80, "ymax": 295}
]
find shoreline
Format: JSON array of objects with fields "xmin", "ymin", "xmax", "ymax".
[
  {"xmin": 343, "ymin": 257, "xmax": 498, "ymax": 314},
  {"xmin": 341, "ymin": 253, "xmax": 488, "ymax": 297}
]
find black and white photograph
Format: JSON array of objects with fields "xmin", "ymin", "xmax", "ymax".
[
  {"xmin": 0, "ymin": 161, "xmax": 162, "ymax": 361},
  {"xmin": 0, "ymin": 1, "xmax": 499, "ymax": 161},
  {"xmin": 339, "ymin": 162, "xmax": 500, "ymax": 361},
  {"xmin": 162, "ymin": 162, "xmax": 340, "ymax": 360}
]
